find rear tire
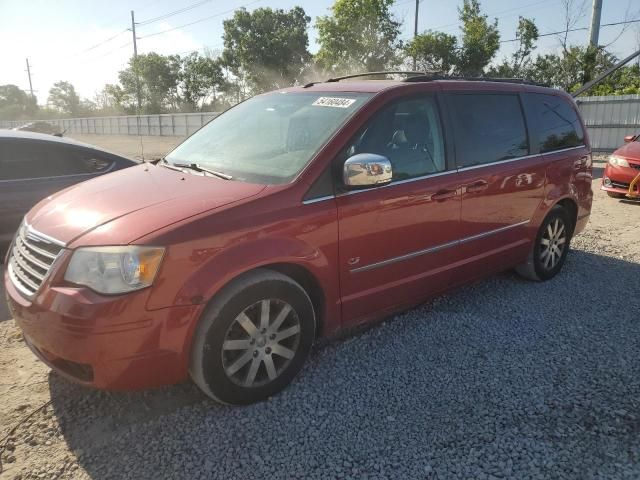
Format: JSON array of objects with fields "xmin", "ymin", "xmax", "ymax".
[
  {"xmin": 607, "ymin": 191, "xmax": 626, "ymax": 199},
  {"xmin": 516, "ymin": 205, "xmax": 572, "ymax": 281},
  {"xmin": 190, "ymin": 269, "xmax": 315, "ymax": 405}
]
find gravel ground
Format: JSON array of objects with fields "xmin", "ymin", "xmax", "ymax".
[{"xmin": 1, "ymin": 159, "xmax": 640, "ymax": 479}]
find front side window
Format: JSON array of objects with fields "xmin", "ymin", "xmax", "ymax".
[
  {"xmin": 523, "ymin": 93, "xmax": 584, "ymax": 153},
  {"xmin": 448, "ymin": 94, "xmax": 529, "ymax": 168},
  {"xmin": 342, "ymin": 96, "xmax": 446, "ymax": 182},
  {"xmin": 165, "ymin": 92, "xmax": 372, "ymax": 184}
]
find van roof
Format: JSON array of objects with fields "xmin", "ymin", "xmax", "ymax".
[{"xmin": 283, "ymin": 73, "xmax": 568, "ymax": 98}]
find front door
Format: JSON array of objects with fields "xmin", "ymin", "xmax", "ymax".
[{"xmin": 336, "ymin": 94, "xmax": 462, "ymax": 325}]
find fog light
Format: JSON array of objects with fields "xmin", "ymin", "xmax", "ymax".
[{"xmin": 603, "ymin": 177, "xmax": 612, "ymax": 187}]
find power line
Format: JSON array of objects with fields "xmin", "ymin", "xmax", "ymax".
[
  {"xmin": 136, "ymin": 0, "xmax": 211, "ymax": 26},
  {"xmin": 500, "ymin": 17, "xmax": 640, "ymax": 43},
  {"xmin": 137, "ymin": 0, "xmax": 263, "ymax": 39},
  {"xmin": 74, "ymin": 29, "xmax": 129, "ymax": 55}
]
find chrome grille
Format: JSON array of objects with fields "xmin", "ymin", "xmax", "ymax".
[{"xmin": 8, "ymin": 224, "xmax": 64, "ymax": 297}]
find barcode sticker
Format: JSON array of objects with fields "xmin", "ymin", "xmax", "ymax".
[{"xmin": 312, "ymin": 97, "xmax": 356, "ymax": 108}]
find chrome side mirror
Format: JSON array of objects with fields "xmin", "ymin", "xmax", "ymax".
[{"xmin": 343, "ymin": 153, "xmax": 392, "ymax": 188}]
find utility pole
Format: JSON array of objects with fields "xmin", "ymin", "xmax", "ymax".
[
  {"xmin": 131, "ymin": 10, "xmax": 142, "ymax": 112},
  {"xmin": 25, "ymin": 58, "xmax": 34, "ymax": 100},
  {"xmin": 588, "ymin": 0, "xmax": 603, "ymax": 47},
  {"xmin": 412, "ymin": 0, "xmax": 420, "ymax": 70}
]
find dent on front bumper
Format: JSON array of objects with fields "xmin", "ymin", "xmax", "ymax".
[{"xmin": 4, "ymin": 267, "xmax": 202, "ymax": 390}]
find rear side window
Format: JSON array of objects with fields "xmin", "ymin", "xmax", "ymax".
[
  {"xmin": 0, "ymin": 142, "xmax": 112, "ymax": 180},
  {"xmin": 447, "ymin": 94, "xmax": 528, "ymax": 168},
  {"xmin": 522, "ymin": 93, "xmax": 584, "ymax": 153}
]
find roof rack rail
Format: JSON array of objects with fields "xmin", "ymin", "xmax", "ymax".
[
  {"xmin": 402, "ymin": 75, "xmax": 547, "ymax": 86},
  {"xmin": 325, "ymin": 71, "xmax": 425, "ymax": 83}
]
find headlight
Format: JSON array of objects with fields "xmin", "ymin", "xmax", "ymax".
[
  {"xmin": 64, "ymin": 246, "xmax": 165, "ymax": 294},
  {"xmin": 609, "ymin": 155, "xmax": 630, "ymax": 167}
]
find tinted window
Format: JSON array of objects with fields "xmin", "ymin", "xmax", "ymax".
[
  {"xmin": 523, "ymin": 93, "xmax": 584, "ymax": 153},
  {"xmin": 448, "ymin": 94, "xmax": 528, "ymax": 167},
  {"xmin": 0, "ymin": 142, "xmax": 111, "ymax": 180},
  {"xmin": 343, "ymin": 96, "xmax": 446, "ymax": 181}
]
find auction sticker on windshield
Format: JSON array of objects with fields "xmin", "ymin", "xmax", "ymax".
[{"xmin": 312, "ymin": 97, "xmax": 356, "ymax": 108}]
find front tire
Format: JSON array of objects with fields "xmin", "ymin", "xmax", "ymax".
[
  {"xmin": 190, "ymin": 269, "xmax": 315, "ymax": 405},
  {"xmin": 516, "ymin": 205, "xmax": 572, "ymax": 281}
]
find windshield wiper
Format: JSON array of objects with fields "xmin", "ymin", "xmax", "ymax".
[
  {"xmin": 172, "ymin": 162, "xmax": 233, "ymax": 180},
  {"xmin": 158, "ymin": 160, "xmax": 186, "ymax": 173}
]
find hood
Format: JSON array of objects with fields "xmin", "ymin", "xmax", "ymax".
[
  {"xmin": 613, "ymin": 140, "xmax": 640, "ymax": 161},
  {"xmin": 27, "ymin": 163, "xmax": 265, "ymax": 246}
]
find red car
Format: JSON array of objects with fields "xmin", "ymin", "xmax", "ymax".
[
  {"xmin": 602, "ymin": 134, "xmax": 640, "ymax": 198},
  {"xmin": 4, "ymin": 75, "xmax": 593, "ymax": 405}
]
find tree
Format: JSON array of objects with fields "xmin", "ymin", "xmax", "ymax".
[
  {"xmin": 0, "ymin": 84, "xmax": 37, "ymax": 120},
  {"xmin": 488, "ymin": 16, "xmax": 538, "ymax": 78},
  {"xmin": 315, "ymin": 0, "xmax": 401, "ymax": 73},
  {"xmin": 529, "ymin": 46, "xmax": 616, "ymax": 91},
  {"xmin": 222, "ymin": 7, "xmax": 311, "ymax": 93},
  {"xmin": 118, "ymin": 53, "xmax": 181, "ymax": 113},
  {"xmin": 403, "ymin": 31, "xmax": 458, "ymax": 74},
  {"xmin": 457, "ymin": 0, "xmax": 500, "ymax": 76},
  {"xmin": 180, "ymin": 52, "xmax": 227, "ymax": 111},
  {"xmin": 589, "ymin": 64, "xmax": 640, "ymax": 95},
  {"xmin": 47, "ymin": 81, "xmax": 80, "ymax": 115}
]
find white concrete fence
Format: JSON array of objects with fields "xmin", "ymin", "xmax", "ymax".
[
  {"xmin": 575, "ymin": 94, "xmax": 640, "ymax": 153},
  {"xmin": 0, "ymin": 112, "xmax": 219, "ymax": 137}
]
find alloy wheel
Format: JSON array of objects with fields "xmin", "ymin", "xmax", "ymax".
[
  {"xmin": 221, "ymin": 299, "xmax": 301, "ymax": 388},
  {"xmin": 539, "ymin": 218, "xmax": 566, "ymax": 270}
]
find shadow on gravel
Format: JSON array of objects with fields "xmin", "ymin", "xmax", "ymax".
[{"xmin": 47, "ymin": 250, "xmax": 640, "ymax": 479}]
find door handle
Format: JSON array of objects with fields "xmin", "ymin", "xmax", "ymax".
[
  {"xmin": 431, "ymin": 189, "xmax": 457, "ymax": 201},
  {"xmin": 465, "ymin": 180, "xmax": 489, "ymax": 193}
]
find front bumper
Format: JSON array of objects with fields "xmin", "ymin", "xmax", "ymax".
[
  {"xmin": 4, "ymin": 267, "xmax": 202, "ymax": 390},
  {"xmin": 602, "ymin": 163, "xmax": 640, "ymax": 196}
]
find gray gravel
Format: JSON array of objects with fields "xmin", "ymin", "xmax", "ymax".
[
  {"xmin": 21, "ymin": 246, "xmax": 638, "ymax": 480},
  {"xmin": 2, "ymin": 180, "xmax": 640, "ymax": 480}
]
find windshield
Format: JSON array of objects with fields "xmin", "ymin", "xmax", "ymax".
[{"xmin": 165, "ymin": 92, "xmax": 372, "ymax": 184}]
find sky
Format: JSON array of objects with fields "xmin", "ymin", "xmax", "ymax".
[{"xmin": 1, "ymin": 0, "xmax": 639, "ymax": 104}]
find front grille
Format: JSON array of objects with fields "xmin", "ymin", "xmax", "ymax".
[
  {"xmin": 8, "ymin": 224, "xmax": 64, "ymax": 297},
  {"xmin": 611, "ymin": 180, "xmax": 630, "ymax": 189},
  {"xmin": 630, "ymin": 163, "xmax": 640, "ymax": 170}
]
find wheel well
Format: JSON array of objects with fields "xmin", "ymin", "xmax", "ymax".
[
  {"xmin": 556, "ymin": 198, "xmax": 578, "ymax": 235},
  {"xmin": 261, "ymin": 263, "xmax": 325, "ymax": 338}
]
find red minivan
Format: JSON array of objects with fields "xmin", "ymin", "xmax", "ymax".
[{"xmin": 4, "ymin": 76, "xmax": 593, "ymax": 405}]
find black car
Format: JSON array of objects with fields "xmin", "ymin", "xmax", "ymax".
[
  {"xmin": 0, "ymin": 130, "xmax": 136, "ymax": 257},
  {"xmin": 12, "ymin": 121, "xmax": 63, "ymax": 136}
]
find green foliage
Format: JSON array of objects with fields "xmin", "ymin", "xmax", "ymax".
[
  {"xmin": 119, "ymin": 53, "xmax": 181, "ymax": 113},
  {"xmin": 0, "ymin": 84, "xmax": 37, "ymax": 120},
  {"xmin": 529, "ymin": 46, "xmax": 617, "ymax": 92},
  {"xmin": 222, "ymin": 7, "xmax": 311, "ymax": 93},
  {"xmin": 456, "ymin": 0, "xmax": 500, "ymax": 76},
  {"xmin": 47, "ymin": 81, "xmax": 80, "ymax": 115},
  {"xmin": 487, "ymin": 16, "xmax": 538, "ymax": 78},
  {"xmin": 589, "ymin": 64, "xmax": 640, "ymax": 95},
  {"xmin": 180, "ymin": 53, "xmax": 227, "ymax": 111},
  {"xmin": 404, "ymin": 31, "xmax": 458, "ymax": 74},
  {"xmin": 315, "ymin": 0, "xmax": 401, "ymax": 73}
]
